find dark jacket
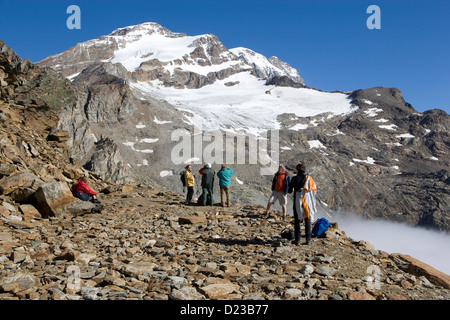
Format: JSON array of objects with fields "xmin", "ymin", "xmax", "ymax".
[
  {"xmin": 201, "ymin": 167, "xmax": 215, "ymax": 188},
  {"xmin": 271, "ymin": 172, "xmax": 291, "ymax": 195},
  {"xmin": 288, "ymin": 173, "xmax": 307, "ymax": 194}
]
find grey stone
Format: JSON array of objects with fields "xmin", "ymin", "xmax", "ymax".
[
  {"xmin": 169, "ymin": 286, "xmax": 206, "ymax": 300},
  {"xmin": 314, "ymin": 266, "xmax": 337, "ymax": 277}
]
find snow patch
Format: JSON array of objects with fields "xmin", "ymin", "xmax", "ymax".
[
  {"xmin": 137, "ymin": 159, "xmax": 149, "ymax": 167},
  {"xmin": 353, "ymin": 157, "xmax": 375, "ymax": 165},
  {"xmin": 379, "ymin": 124, "xmax": 398, "ymax": 131},
  {"xmin": 66, "ymin": 72, "xmax": 81, "ymax": 81},
  {"xmin": 235, "ymin": 177, "xmax": 244, "ymax": 185},
  {"xmin": 386, "ymin": 142, "xmax": 402, "ymax": 147},
  {"xmin": 396, "ymin": 133, "xmax": 415, "ymax": 139},
  {"xmin": 122, "ymin": 140, "xmax": 155, "ymax": 153},
  {"xmin": 364, "ymin": 108, "xmax": 383, "ymax": 117},
  {"xmin": 308, "ymin": 140, "xmax": 326, "ymax": 149},
  {"xmin": 289, "ymin": 123, "xmax": 308, "ymax": 131},
  {"xmin": 184, "ymin": 157, "xmax": 201, "ymax": 164},
  {"xmin": 160, "ymin": 170, "xmax": 174, "ymax": 177},
  {"xmin": 140, "ymin": 138, "xmax": 159, "ymax": 143},
  {"xmin": 153, "ymin": 117, "xmax": 172, "ymax": 125}
]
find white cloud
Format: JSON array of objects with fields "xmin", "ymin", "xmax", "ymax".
[{"xmin": 325, "ymin": 212, "xmax": 450, "ymax": 275}]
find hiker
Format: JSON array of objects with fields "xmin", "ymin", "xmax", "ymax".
[
  {"xmin": 265, "ymin": 164, "xmax": 291, "ymax": 219},
  {"xmin": 200, "ymin": 163, "xmax": 215, "ymax": 206},
  {"xmin": 72, "ymin": 176, "xmax": 101, "ymax": 204},
  {"xmin": 217, "ymin": 164, "xmax": 234, "ymax": 207},
  {"xmin": 288, "ymin": 163, "xmax": 317, "ymax": 245},
  {"xmin": 184, "ymin": 165, "xmax": 195, "ymax": 205}
]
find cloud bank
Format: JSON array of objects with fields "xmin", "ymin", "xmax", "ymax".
[{"xmin": 326, "ymin": 212, "xmax": 450, "ymax": 275}]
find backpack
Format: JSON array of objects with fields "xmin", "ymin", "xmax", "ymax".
[
  {"xmin": 281, "ymin": 229, "xmax": 295, "ymax": 240},
  {"xmin": 312, "ymin": 217, "xmax": 330, "ymax": 238},
  {"xmin": 180, "ymin": 170, "xmax": 186, "ymax": 187}
]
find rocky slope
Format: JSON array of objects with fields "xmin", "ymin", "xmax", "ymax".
[
  {"xmin": 1, "ymin": 41, "xmax": 449, "ymax": 300},
  {"xmin": 1, "ymin": 186, "xmax": 450, "ymax": 300}
]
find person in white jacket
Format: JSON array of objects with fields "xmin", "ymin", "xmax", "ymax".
[{"xmin": 288, "ymin": 163, "xmax": 317, "ymax": 245}]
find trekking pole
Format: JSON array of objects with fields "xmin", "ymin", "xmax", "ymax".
[{"xmin": 195, "ymin": 173, "xmax": 201, "ymax": 197}]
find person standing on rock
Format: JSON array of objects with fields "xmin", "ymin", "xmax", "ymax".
[
  {"xmin": 217, "ymin": 164, "xmax": 234, "ymax": 207},
  {"xmin": 184, "ymin": 165, "xmax": 195, "ymax": 205},
  {"xmin": 265, "ymin": 164, "xmax": 291, "ymax": 220},
  {"xmin": 288, "ymin": 163, "xmax": 317, "ymax": 245},
  {"xmin": 200, "ymin": 163, "xmax": 215, "ymax": 206},
  {"xmin": 72, "ymin": 176, "xmax": 101, "ymax": 204}
]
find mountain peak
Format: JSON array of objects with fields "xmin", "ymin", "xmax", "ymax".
[
  {"xmin": 38, "ymin": 22, "xmax": 304, "ymax": 88},
  {"xmin": 230, "ymin": 47, "xmax": 304, "ymax": 85},
  {"xmin": 108, "ymin": 22, "xmax": 187, "ymax": 39}
]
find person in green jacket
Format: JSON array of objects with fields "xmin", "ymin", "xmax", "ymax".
[
  {"xmin": 200, "ymin": 163, "xmax": 215, "ymax": 206},
  {"xmin": 217, "ymin": 164, "xmax": 235, "ymax": 207}
]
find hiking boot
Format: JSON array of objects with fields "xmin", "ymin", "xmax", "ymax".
[{"xmin": 292, "ymin": 239, "xmax": 300, "ymax": 246}]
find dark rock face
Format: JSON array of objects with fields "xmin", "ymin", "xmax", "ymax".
[
  {"xmin": 266, "ymin": 75, "xmax": 305, "ymax": 88},
  {"xmin": 280, "ymin": 87, "xmax": 449, "ymax": 231}
]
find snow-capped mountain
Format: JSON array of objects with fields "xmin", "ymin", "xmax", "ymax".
[
  {"xmin": 36, "ymin": 22, "xmax": 450, "ymax": 232},
  {"xmin": 40, "ymin": 22, "xmax": 352, "ymax": 134},
  {"xmin": 40, "ymin": 22, "xmax": 301, "ymax": 88}
]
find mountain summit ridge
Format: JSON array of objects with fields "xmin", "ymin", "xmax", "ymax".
[{"xmin": 38, "ymin": 22, "xmax": 304, "ymax": 89}]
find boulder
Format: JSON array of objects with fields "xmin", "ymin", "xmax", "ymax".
[
  {"xmin": 0, "ymin": 170, "xmax": 43, "ymax": 195},
  {"xmin": 220, "ymin": 263, "xmax": 251, "ymax": 278},
  {"xmin": 199, "ymin": 283, "xmax": 240, "ymax": 300},
  {"xmin": 19, "ymin": 204, "xmax": 41, "ymax": 221},
  {"xmin": 391, "ymin": 254, "xmax": 450, "ymax": 289},
  {"xmin": 314, "ymin": 266, "xmax": 337, "ymax": 277},
  {"xmin": 54, "ymin": 249, "xmax": 80, "ymax": 261},
  {"xmin": 120, "ymin": 261, "xmax": 157, "ymax": 277},
  {"xmin": 169, "ymin": 286, "xmax": 206, "ymax": 300},
  {"xmin": 0, "ymin": 163, "xmax": 16, "ymax": 177},
  {"xmin": 0, "ymin": 205, "xmax": 11, "ymax": 219},
  {"xmin": 34, "ymin": 182, "xmax": 95, "ymax": 218},
  {"xmin": 0, "ymin": 272, "xmax": 39, "ymax": 293}
]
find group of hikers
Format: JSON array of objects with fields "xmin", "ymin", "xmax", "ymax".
[
  {"xmin": 182, "ymin": 162, "xmax": 317, "ymax": 245},
  {"xmin": 70, "ymin": 162, "xmax": 318, "ymax": 246},
  {"xmin": 182, "ymin": 163, "xmax": 235, "ymax": 208}
]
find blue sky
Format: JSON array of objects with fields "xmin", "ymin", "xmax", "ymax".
[{"xmin": 0, "ymin": 0, "xmax": 448, "ymax": 114}]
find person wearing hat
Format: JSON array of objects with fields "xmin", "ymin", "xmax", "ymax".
[{"xmin": 200, "ymin": 163, "xmax": 215, "ymax": 206}]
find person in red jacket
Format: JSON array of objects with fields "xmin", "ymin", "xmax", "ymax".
[{"xmin": 72, "ymin": 176, "xmax": 101, "ymax": 203}]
